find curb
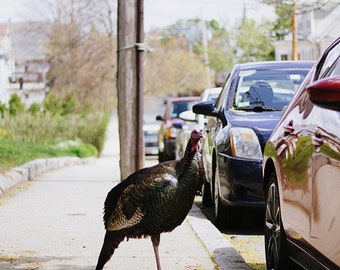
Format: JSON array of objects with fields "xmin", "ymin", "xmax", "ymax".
[
  {"xmin": 187, "ymin": 204, "xmax": 251, "ymax": 270},
  {"xmin": 0, "ymin": 156, "xmax": 95, "ymax": 196}
]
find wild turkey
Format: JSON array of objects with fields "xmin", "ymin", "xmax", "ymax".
[{"xmin": 95, "ymin": 129, "xmax": 205, "ymax": 270}]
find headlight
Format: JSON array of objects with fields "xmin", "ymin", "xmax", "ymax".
[{"xmin": 230, "ymin": 127, "xmax": 262, "ymax": 159}]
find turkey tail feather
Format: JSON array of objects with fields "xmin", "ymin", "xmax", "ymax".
[{"xmin": 95, "ymin": 230, "xmax": 124, "ymax": 270}]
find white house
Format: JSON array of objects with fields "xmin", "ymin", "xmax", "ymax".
[
  {"xmin": 274, "ymin": 4, "xmax": 340, "ymax": 61},
  {"xmin": 0, "ymin": 24, "xmax": 15, "ymax": 103},
  {"xmin": 0, "ymin": 22, "xmax": 50, "ymax": 106}
]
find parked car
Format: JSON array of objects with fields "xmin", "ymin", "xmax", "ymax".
[
  {"xmin": 156, "ymin": 96, "xmax": 200, "ymax": 162},
  {"xmin": 143, "ymin": 122, "xmax": 160, "ymax": 156},
  {"xmin": 262, "ymin": 37, "xmax": 340, "ymax": 269},
  {"xmin": 175, "ymin": 87, "xmax": 222, "ymax": 159},
  {"xmin": 193, "ymin": 60, "xmax": 314, "ymax": 229}
]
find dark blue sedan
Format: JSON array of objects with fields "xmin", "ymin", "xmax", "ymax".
[{"xmin": 193, "ymin": 60, "xmax": 314, "ymax": 229}]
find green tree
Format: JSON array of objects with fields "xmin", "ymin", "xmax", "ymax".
[
  {"xmin": 272, "ymin": 3, "xmax": 293, "ymax": 40},
  {"xmin": 154, "ymin": 18, "xmax": 234, "ymax": 89},
  {"xmin": 144, "ymin": 37, "xmax": 207, "ymax": 96},
  {"xmin": 235, "ymin": 19, "xmax": 275, "ymax": 62}
]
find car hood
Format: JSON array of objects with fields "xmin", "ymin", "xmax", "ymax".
[{"xmin": 227, "ymin": 110, "xmax": 283, "ymax": 148}]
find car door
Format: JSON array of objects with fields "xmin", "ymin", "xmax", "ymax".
[
  {"xmin": 203, "ymin": 74, "xmax": 231, "ymax": 181},
  {"xmin": 282, "ymin": 39, "xmax": 340, "ymax": 265},
  {"xmin": 307, "ymin": 40, "xmax": 340, "ymax": 265}
]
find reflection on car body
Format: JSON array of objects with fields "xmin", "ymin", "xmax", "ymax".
[{"xmin": 262, "ymin": 37, "xmax": 340, "ymax": 270}]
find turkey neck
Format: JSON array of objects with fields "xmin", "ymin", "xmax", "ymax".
[{"xmin": 176, "ymin": 139, "xmax": 200, "ymax": 182}]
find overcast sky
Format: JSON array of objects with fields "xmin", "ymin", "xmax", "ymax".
[{"xmin": 0, "ymin": 0, "xmax": 275, "ymax": 30}]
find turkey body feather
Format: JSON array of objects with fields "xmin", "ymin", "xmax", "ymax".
[{"xmin": 95, "ymin": 129, "xmax": 205, "ymax": 270}]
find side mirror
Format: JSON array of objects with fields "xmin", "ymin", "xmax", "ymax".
[
  {"xmin": 193, "ymin": 100, "xmax": 218, "ymax": 117},
  {"xmin": 179, "ymin": 110, "xmax": 197, "ymax": 122},
  {"xmin": 156, "ymin": 115, "xmax": 164, "ymax": 121},
  {"xmin": 307, "ymin": 76, "xmax": 340, "ymax": 112}
]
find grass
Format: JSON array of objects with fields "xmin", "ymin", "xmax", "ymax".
[
  {"xmin": 0, "ymin": 111, "xmax": 110, "ymax": 173},
  {"xmin": 0, "ymin": 138, "xmax": 98, "ymax": 173}
]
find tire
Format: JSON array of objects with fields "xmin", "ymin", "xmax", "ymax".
[
  {"xmin": 158, "ymin": 151, "xmax": 165, "ymax": 163},
  {"xmin": 264, "ymin": 172, "xmax": 290, "ymax": 270},
  {"xmin": 163, "ymin": 152, "xmax": 173, "ymax": 161},
  {"xmin": 201, "ymin": 180, "xmax": 213, "ymax": 207}
]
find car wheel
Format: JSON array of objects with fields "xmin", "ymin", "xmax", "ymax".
[
  {"xmin": 163, "ymin": 152, "xmax": 173, "ymax": 161},
  {"xmin": 158, "ymin": 151, "xmax": 165, "ymax": 163},
  {"xmin": 264, "ymin": 172, "xmax": 289, "ymax": 270},
  {"xmin": 202, "ymin": 180, "xmax": 213, "ymax": 207}
]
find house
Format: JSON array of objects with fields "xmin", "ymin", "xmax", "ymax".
[
  {"xmin": 0, "ymin": 24, "xmax": 15, "ymax": 103},
  {"xmin": 0, "ymin": 22, "xmax": 50, "ymax": 106},
  {"xmin": 274, "ymin": 4, "xmax": 340, "ymax": 61}
]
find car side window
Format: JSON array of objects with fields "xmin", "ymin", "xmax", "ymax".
[
  {"xmin": 215, "ymin": 72, "xmax": 231, "ymax": 109},
  {"xmin": 316, "ymin": 43, "xmax": 340, "ymax": 80}
]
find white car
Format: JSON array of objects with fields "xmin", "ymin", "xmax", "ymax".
[
  {"xmin": 175, "ymin": 87, "xmax": 222, "ymax": 159},
  {"xmin": 143, "ymin": 122, "xmax": 160, "ymax": 156}
]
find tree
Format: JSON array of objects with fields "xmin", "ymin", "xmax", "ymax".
[
  {"xmin": 234, "ymin": 19, "xmax": 275, "ymax": 63},
  {"xmin": 33, "ymin": 0, "xmax": 118, "ymax": 113},
  {"xmin": 144, "ymin": 33, "xmax": 208, "ymax": 96},
  {"xmin": 149, "ymin": 18, "xmax": 234, "ymax": 91}
]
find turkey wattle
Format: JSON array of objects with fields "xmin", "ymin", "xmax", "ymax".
[{"xmin": 95, "ymin": 129, "xmax": 205, "ymax": 270}]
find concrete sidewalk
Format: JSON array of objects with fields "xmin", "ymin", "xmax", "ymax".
[{"xmin": 0, "ymin": 111, "xmax": 250, "ymax": 270}]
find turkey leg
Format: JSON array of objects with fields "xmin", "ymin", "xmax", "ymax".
[{"xmin": 151, "ymin": 234, "xmax": 162, "ymax": 270}]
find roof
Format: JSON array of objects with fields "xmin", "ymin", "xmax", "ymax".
[
  {"xmin": 235, "ymin": 60, "xmax": 315, "ymax": 70},
  {"xmin": 166, "ymin": 96, "xmax": 200, "ymax": 102}
]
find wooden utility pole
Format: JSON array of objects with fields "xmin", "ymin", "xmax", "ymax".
[
  {"xmin": 117, "ymin": 0, "xmax": 144, "ymax": 180},
  {"xmin": 292, "ymin": 0, "xmax": 298, "ymax": 60},
  {"xmin": 201, "ymin": 18, "xmax": 211, "ymax": 89}
]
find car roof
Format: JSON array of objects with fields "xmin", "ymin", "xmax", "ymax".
[
  {"xmin": 166, "ymin": 96, "xmax": 200, "ymax": 102},
  {"xmin": 234, "ymin": 60, "xmax": 315, "ymax": 70}
]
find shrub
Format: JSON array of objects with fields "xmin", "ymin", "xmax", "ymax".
[
  {"xmin": 0, "ymin": 93, "xmax": 110, "ymax": 170},
  {"xmin": 9, "ymin": 94, "xmax": 25, "ymax": 115},
  {"xmin": 28, "ymin": 102, "xmax": 42, "ymax": 115},
  {"xmin": 43, "ymin": 93, "xmax": 62, "ymax": 114},
  {"xmin": 61, "ymin": 95, "xmax": 77, "ymax": 115},
  {"xmin": 0, "ymin": 103, "xmax": 6, "ymax": 117},
  {"xmin": 0, "ymin": 111, "xmax": 109, "ymax": 152}
]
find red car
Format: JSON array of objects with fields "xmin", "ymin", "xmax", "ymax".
[
  {"xmin": 156, "ymin": 96, "xmax": 200, "ymax": 162},
  {"xmin": 262, "ymin": 36, "xmax": 340, "ymax": 269}
]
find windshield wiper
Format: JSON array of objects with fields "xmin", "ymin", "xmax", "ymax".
[
  {"xmin": 236, "ymin": 105, "xmax": 280, "ymax": 112},
  {"xmin": 252, "ymin": 105, "xmax": 279, "ymax": 112}
]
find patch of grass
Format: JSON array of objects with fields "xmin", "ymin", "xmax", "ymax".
[
  {"xmin": 0, "ymin": 111, "xmax": 109, "ymax": 151},
  {"xmin": 0, "ymin": 138, "xmax": 98, "ymax": 172},
  {"xmin": 0, "ymin": 94, "xmax": 110, "ymax": 173}
]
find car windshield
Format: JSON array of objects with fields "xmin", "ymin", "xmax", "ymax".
[
  {"xmin": 233, "ymin": 68, "xmax": 310, "ymax": 111},
  {"xmin": 170, "ymin": 100, "xmax": 198, "ymax": 118}
]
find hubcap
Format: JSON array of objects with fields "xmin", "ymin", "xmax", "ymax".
[{"xmin": 265, "ymin": 182, "xmax": 281, "ymax": 269}]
